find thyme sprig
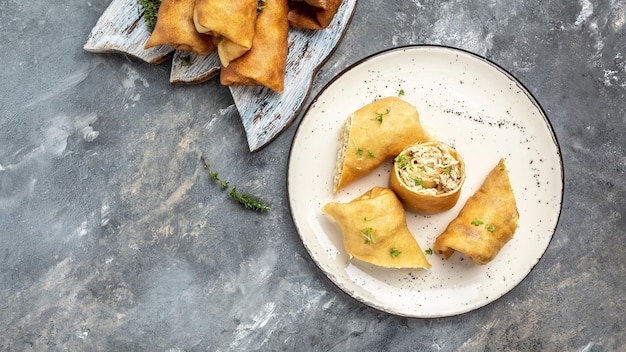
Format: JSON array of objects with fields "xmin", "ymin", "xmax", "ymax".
[
  {"xmin": 200, "ymin": 156, "xmax": 270, "ymax": 212},
  {"xmin": 257, "ymin": 0, "xmax": 266, "ymax": 14},
  {"xmin": 141, "ymin": 0, "xmax": 161, "ymax": 32}
]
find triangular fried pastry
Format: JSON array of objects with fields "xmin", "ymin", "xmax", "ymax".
[
  {"xmin": 144, "ymin": 0, "xmax": 216, "ymax": 55},
  {"xmin": 220, "ymin": 0, "xmax": 289, "ymax": 93},
  {"xmin": 434, "ymin": 158, "xmax": 519, "ymax": 265},
  {"xmin": 332, "ymin": 96, "xmax": 434, "ymax": 193},
  {"xmin": 323, "ymin": 187, "xmax": 431, "ymax": 269},
  {"xmin": 193, "ymin": 0, "xmax": 257, "ymax": 66}
]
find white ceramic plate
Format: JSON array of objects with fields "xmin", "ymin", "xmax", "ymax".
[{"xmin": 287, "ymin": 45, "xmax": 563, "ymax": 318}]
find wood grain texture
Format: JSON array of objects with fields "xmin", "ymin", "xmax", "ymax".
[
  {"xmin": 170, "ymin": 51, "xmax": 220, "ymax": 85},
  {"xmin": 83, "ymin": 0, "xmax": 173, "ymax": 65}
]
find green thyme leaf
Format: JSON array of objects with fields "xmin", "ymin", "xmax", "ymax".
[
  {"xmin": 179, "ymin": 55, "xmax": 192, "ymax": 67},
  {"xmin": 141, "ymin": 0, "xmax": 162, "ymax": 32},
  {"xmin": 257, "ymin": 0, "xmax": 266, "ymax": 14},
  {"xmin": 200, "ymin": 156, "xmax": 270, "ymax": 212}
]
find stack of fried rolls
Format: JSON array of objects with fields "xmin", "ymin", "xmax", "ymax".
[{"xmin": 144, "ymin": 0, "xmax": 345, "ymax": 93}]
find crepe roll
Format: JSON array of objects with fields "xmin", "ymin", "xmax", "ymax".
[
  {"xmin": 287, "ymin": 0, "xmax": 343, "ymax": 29},
  {"xmin": 220, "ymin": 0, "xmax": 289, "ymax": 93},
  {"xmin": 434, "ymin": 158, "xmax": 519, "ymax": 265},
  {"xmin": 193, "ymin": 0, "xmax": 258, "ymax": 66},
  {"xmin": 323, "ymin": 187, "xmax": 431, "ymax": 269},
  {"xmin": 144, "ymin": 0, "xmax": 217, "ymax": 55},
  {"xmin": 389, "ymin": 141, "xmax": 465, "ymax": 214},
  {"xmin": 332, "ymin": 96, "xmax": 434, "ymax": 193}
]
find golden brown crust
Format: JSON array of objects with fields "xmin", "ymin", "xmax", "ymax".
[
  {"xmin": 322, "ymin": 187, "xmax": 431, "ymax": 269},
  {"xmin": 220, "ymin": 0, "xmax": 289, "ymax": 93},
  {"xmin": 193, "ymin": 0, "xmax": 258, "ymax": 66},
  {"xmin": 433, "ymin": 158, "xmax": 519, "ymax": 265},
  {"xmin": 333, "ymin": 97, "xmax": 434, "ymax": 193},
  {"xmin": 144, "ymin": 0, "xmax": 216, "ymax": 56},
  {"xmin": 389, "ymin": 141, "xmax": 465, "ymax": 214},
  {"xmin": 287, "ymin": 0, "xmax": 343, "ymax": 29}
]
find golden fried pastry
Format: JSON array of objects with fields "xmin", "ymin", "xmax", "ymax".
[
  {"xmin": 323, "ymin": 187, "xmax": 431, "ymax": 269},
  {"xmin": 287, "ymin": 0, "xmax": 343, "ymax": 29},
  {"xmin": 434, "ymin": 158, "xmax": 519, "ymax": 265},
  {"xmin": 389, "ymin": 141, "xmax": 465, "ymax": 214},
  {"xmin": 144, "ymin": 0, "xmax": 216, "ymax": 55},
  {"xmin": 193, "ymin": 0, "xmax": 258, "ymax": 66},
  {"xmin": 220, "ymin": 0, "xmax": 289, "ymax": 93},
  {"xmin": 332, "ymin": 96, "xmax": 434, "ymax": 193}
]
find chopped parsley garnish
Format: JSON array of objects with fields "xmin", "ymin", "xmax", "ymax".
[
  {"xmin": 413, "ymin": 177, "xmax": 422, "ymax": 186},
  {"xmin": 356, "ymin": 147, "xmax": 363, "ymax": 155},
  {"xmin": 425, "ymin": 248, "xmax": 433, "ymax": 255},
  {"xmin": 396, "ymin": 154, "xmax": 409, "ymax": 169},
  {"xmin": 486, "ymin": 224, "xmax": 496, "ymax": 232},
  {"xmin": 444, "ymin": 167, "xmax": 451, "ymax": 175},
  {"xmin": 398, "ymin": 89, "xmax": 405, "ymax": 96},
  {"xmin": 359, "ymin": 227, "xmax": 377, "ymax": 244},
  {"xmin": 367, "ymin": 150, "xmax": 376, "ymax": 158},
  {"xmin": 372, "ymin": 108, "xmax": 390, "ymax": 123},
  {"xmin": 390, "ymin": 247, "xmax": 401, "ymax": 257},
  {"xmin": 471, "ymin": 219, "xmax": 484, "ymax": 226}
]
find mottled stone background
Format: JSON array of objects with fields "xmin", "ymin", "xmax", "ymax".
[{"xmin": 1, "ymin": 0, "xmax": 624, "ymax": 351}]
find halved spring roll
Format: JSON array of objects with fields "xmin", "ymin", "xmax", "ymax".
[
  {"xmin": 220, "ymin": 0, "xmax": 289, "ymax": 93},
  {"xmin": 434, "ymin": 158, "xmax": 519, "ymax": 265},
  {"xmin": 389, "ymin": 141, "xmax": 465, "ymax": 214},
  {"xmin": 332, "ymin": 96, "xmax": 434, "ymax": 193},
  {"xmin": 193, "ymin": 0, "xmax": 258, "ymax": 66},
  {"xmin": 323, "ymin": 186, "xmax": 431, "ymax": 269},
  {"xmin": 144, "ymin": 0, "xmax": 216, "ymax": 56}
]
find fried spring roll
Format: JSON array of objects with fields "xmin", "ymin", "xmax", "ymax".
[
  {"xmin": 144, "ymin": 0, "xmax": 216, "ymax": 55},
  {"xmin": 434, "ymin": 158, "xmax": 519, "ymax": 265},
  {"xmin": 287, "ymin": 0, "xmax": 343, "ymax": 29},
  {"xmin": 332, "ymin": 97, "xmax": 434, "ymax": 193},
  {"xmin": 193, "ymin": 0, "xmax": 258, "ymax": 66},
  {"xmin": 220, "ymin": 0, "xmax": 289, "ymax": 93},
  {"xmin": 389, "ymin": 141, "xmax": 465, "ymax": 214},
  {"xmin": 323, "ymin": 187, "xmax": 431, "ymax": 269}
]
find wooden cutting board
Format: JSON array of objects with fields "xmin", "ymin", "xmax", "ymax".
[{"xmin": 84, "ymin": 0, "xmax": 358, "ymax": 152}]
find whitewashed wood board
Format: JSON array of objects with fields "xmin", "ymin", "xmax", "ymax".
[
  {"xmin": 83, "ymin": 0, "xmax": 173, "ymax": 64},
  {"xmin": 84, "ymin": 0, "xmax": 358, "ymax": 151}
]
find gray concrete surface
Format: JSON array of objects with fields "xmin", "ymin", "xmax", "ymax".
[{"xmin": 1, "ymin": 0, "xmax": 624, "ymax": 350}]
